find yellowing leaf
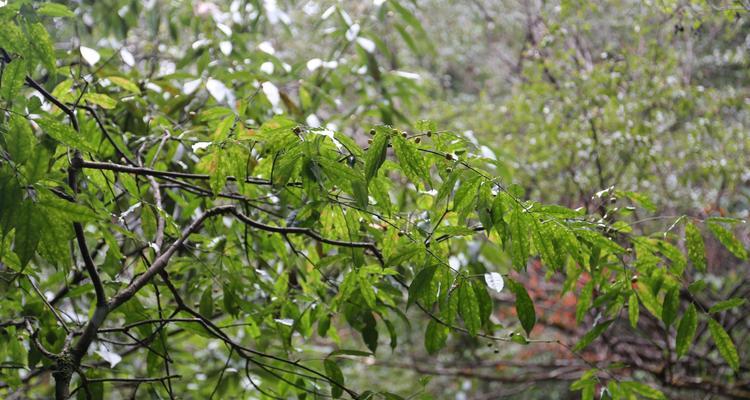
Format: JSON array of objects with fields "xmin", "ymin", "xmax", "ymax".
[
  {"xmin": 708, "ymin": 318, "xmax": 740, "ymax": 371},
  {"xmin": 107, "ymin": 76, "xmax": 141, "ymax": 94},
  {"xmin": 84, "ymin": 93, "xmax": 118, "ymax": 109}
]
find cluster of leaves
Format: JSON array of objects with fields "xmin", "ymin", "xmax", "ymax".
[{"xmin": 0, "ymin": 1, "xmax": 747, "ymax": 399}]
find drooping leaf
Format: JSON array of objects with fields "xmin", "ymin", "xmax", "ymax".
[
  {"xmin": 458, "ymin": 279, "xmax": 481, "ymax": 336},
  {"xmin": 0, "ymin": 23, "xmax": 28, "ymax": 56},
  {"xmin": 707, "ymin": 220, "xmax": 748, "ymax": 260},
  {"xmin": 661, "ymin": 286, "xmax": 679, "ymax": 327},
  {"xmin": 13, "ymin": 201, "xmax": 43, "ymax": 268},
  {"xmin": 509, "ymin": 206, "xmax": 530, "ymax": 270},
  {"xmin": 472, "ymin": 280, "xmax": 493, "ymax": 326},
  {"xmin": 6, "ymin": 114, "xmax": 35, "ymax": 165},
  {"xmin": 199, "ymin": 287, "xmax": 213, "ymax": 317},
  {"xmin": 685, "ymin": 222, "xmax": 707, "ymax": 272},
  {"xmin": 27, "ymin": 23, "xmax": 57, "ymax": 73},
  {"xmin": 452, "ymin": 174, "xmax": 481, "ymax": 215},
  {"xmin": 675, "ymin": 304, "xmax": 697, "ymax": 358},
  {"xmin": 407, "ymin": 264, "xmax": 437, "ymax": 309},
  {"xmin": 324, "ymin": 359, "xmax": 345, "ymax": 398},
  {"xmin": 509, "ymin": 280, "xmax": 536, "ymax": 336},
  {"xmin": 0, "ymin": 58, "xmax": 27, "ymax": 101},
  {"xmin": 364, "ymin": 128, "xmax": 389, "ymax": 182},
  {"xmin": 392, "ymin": 134, "xmax": 428, "ymax": 185},
  {"xmin": 573, "ymin": 319, "xmax": 614, "ymax": 352},
  {"xmin": 424, "ymin": 319, "xmax": 448, "ymax": 354},
  {"xmin": 576, "ymin": 280, "xmax": 593, "ymax": 324},
  {"xmin": 628, "ymin": 292, "xmax": 639, "ymax": 329},
  {"xmin": 708, "ymin": 318, "xmax": 740, "ymax": 371}
]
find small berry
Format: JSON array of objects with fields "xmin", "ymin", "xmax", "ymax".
[
  {"xmin": 445, "ymin": 153, "xmax": 454, "ymax": 160},
  {"xmin": 369, "ymin": 129, "xmax": 376, "ymax": 135},
  {"xmin": 401, "ymin": 132, "xmax": 407, "ymax": 138},
  {"xmin": 293, "ymin": 126, "xmax": 302, "ymax": 134},
  {"xmin": 426, "ymin": 131, "xmax": 432, "ymax": 137},
  {"xmin": 414, "ymin": 137, "xmax": 421, "ymax": 143},
  {"xmin": 392, "ymin": 129, "xmax": 399, "ymax": 135},
  {"xmin": 445, "ymin": 167, "xmax": 453, "ymax": 173},
  {"xmin": 368, "ymin": 139, "xmax": 373, "ymax": 145}
]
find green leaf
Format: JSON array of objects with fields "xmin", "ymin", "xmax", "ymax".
[
  {"xmin": 13, "ymin": 201, "xmax": 43, "ymax": 267},
  {"xmin": 661, "ymin": 286, "xmax": 679, "ymax": 327},
  {"xmin": 6, "ymin": 115, "xmax": 35, "ymax": 165},
  {"xmin": 364, "ymin": 127, "xmax": 389, "ymax": 182},
  {"xmin": 407, "ymin": 265, "xmax": 436, "ymax": 309},
  {"xmin": 323, "ymin": 359, "xmax": 344, "ymax": 398},
  {"xmin": 1, "ymin": 58, "xmax": 27, "ymax": 101},
  {"xmin": 576, "ymin": 281, "xmax": 593, "ymax": 324},
  {"xmin": 351, "ymin": 178, "xmax": 369, "ymax": 209},
  {"xmin": 328, "ymin": 349, "xmax": 373, "ymax": 358},
  {"xmin": 709, "ymin": 298, "xmax": 746, "ymax": 314},
  {"xmin": 424, "ymin": 319, "xmax": 448, "ymax": 354},
  {"xmin": 509, "ymin": 206, "xmax": 530, "ymax": 270},
  {"xmin": 707, "ymin": 221, "xmax": 748, "ymax": 260},
  {"xmin": 435, "ymin": 168, "xmax": 459, "ymax": 208},
  {"xmin": 452, "ymin": 174, "xmax": 482, "ymax": 215},
  {"xmin": 573, "ymin": 319, "xmax": 614, "ymax": 352},
  {"xmin": 685, "ymin": 222, "xmax": 707, "ymax": 272},
  {"xmin": 37, "ymin": 118, "xmax": 97, "ymax": 153},
  {"xmin": 107, "ymin": 76, "xmax": 141, "ymax": 94},
  {"xmin": 575, "ymin": 229, "xmax": 625, "ymax": 255},
  {"xmin": 203, "ymin": 149, "xmax": 229, "ymax": 195},
  {"xmin": 472, "ymin": 280, "xmax": 492, "ymax": 326},
  {"xmin": 458, "ymin": 279, "xmax": 481, "ymax": 336},
  {"xmin": 635, "ymin": 281, "xmax": 663, "ymax": 318},
  {"xmin": 27, "ymin": 23, "xmax": 57, "ymax": 73},
  {"xmin": 199, "ymin": 287, "xmax": 213, "ymax": 317},
  {"xmin": 708, "ymin": 318, "xmax": 740, "ymax": 371},
  {"xmin": 83, "ymin": 93, "xmax": 118, "ymax": 109},
  {"xmin": 358, "ymin": 272, "xmax": 377, "ymax": 308},
  {"xmin": 509, "ymin": 280, "xmax": 536, "ymax": 336},
  {"xmin": 37, "ymin": 190, "xmax": 97, "ymax": 222},
  {"xmin": 658, "ymin": 240, "xmax": 686, "ymax": 276},
  {"xmin": 619, "ymin": 381, "xmax": 666, "ymax": 399},
  {"xmin": 675, "ymin": 304, "xmax": 697, "ymax": 358},
  {"xmin": 37, "ymin": 3, "xmax": 76, "ymax": 17},
  {"xmin": 392, "ymin": 134, "xmax": 428, "ymax": 185},
  {"xmin": 628, "ymin": 293, "xmax": 639, "ymax": 329},
  {"xmin": 20, "ymin": 145, "xmax": 50, "ymax": 185},
  {"xmin": 361, "ymin": 315, "xmax": 378, "ymax": 354},
  {"xmin": 0, "ymin": 23, "xmax": 28, "ymax": 56},
  {"xmin": 212, "ymin": 115, "xmax": 235, "ymax": 141}
]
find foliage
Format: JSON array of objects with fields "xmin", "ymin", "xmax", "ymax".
[{"xmin": 0, "ymin": 1, "xmax": 748, "ymax": 399}]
